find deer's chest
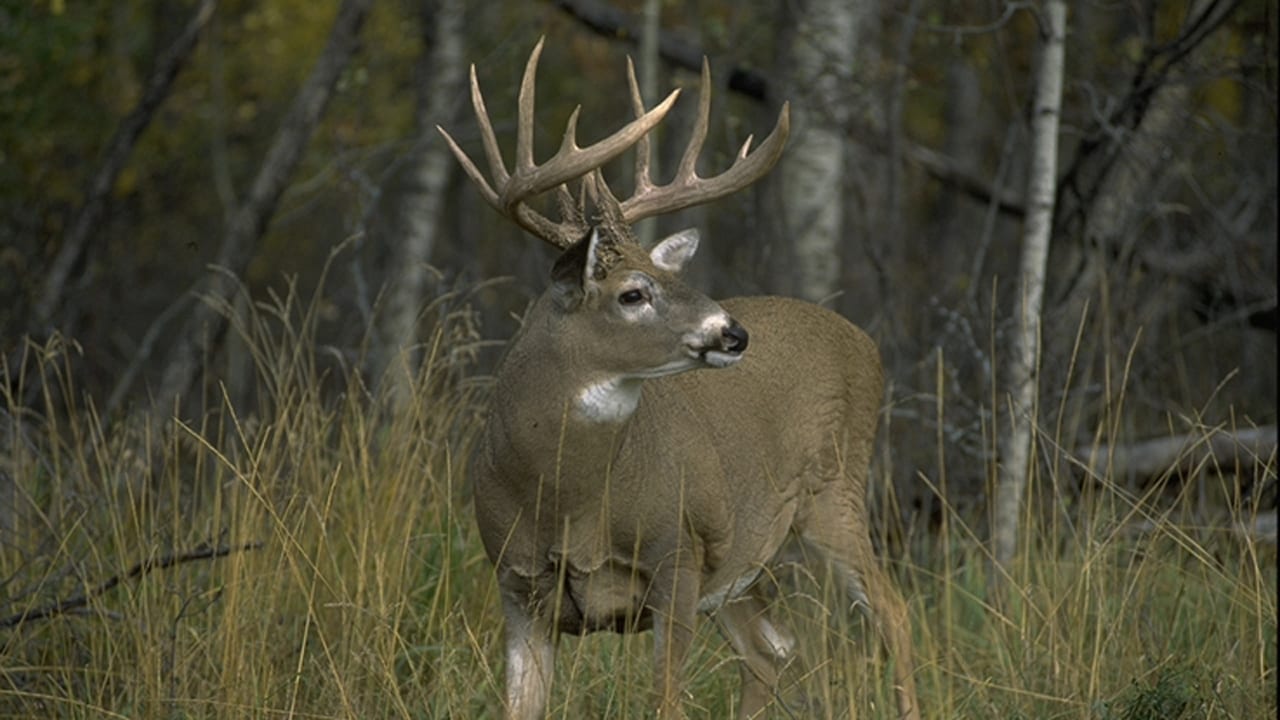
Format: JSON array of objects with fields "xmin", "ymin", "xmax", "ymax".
[{"xmin": 534, "ymin": 505, "xmax": 688, "ymax": 635}]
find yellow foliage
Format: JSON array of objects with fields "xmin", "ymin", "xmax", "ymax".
[
  {"xmin": 1203, "ymin": 77, "xmax": 1243, "ymax": 122},
  {"xmin": 1201, "ymin": 26, "xmax": 1246, "ymax": 123},
  {"xmin": 115, "ymin": 165, "xmax": 138, "ymax": 197}
]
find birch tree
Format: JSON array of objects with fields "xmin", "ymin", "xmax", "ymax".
[
  {"xmin": 637, "ymin": 0, "xmax": 673, "ymax": 249},
  {"xmin": 994, "ymin": 1, "xmax": 1067, "ymax": 570},
  {"xmin": 781, "ymin": 0, "xmax": 870, "ymax": 303},
  {"xmin": 371, "ymin": 0, "xmax": 464, "ymax": 407}
]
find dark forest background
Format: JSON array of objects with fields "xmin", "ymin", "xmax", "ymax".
[{"xmin": 2, "ymin": 0, "xmax": 1275, "ymax": 519}]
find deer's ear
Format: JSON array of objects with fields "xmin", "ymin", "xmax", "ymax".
[
  {"xmin": 551, "ymin": 227, "xmax": 603, "ymax": 309},
  {"xmin": 650, "ymin": 228, "xmax": 700, "ymax": 272}
]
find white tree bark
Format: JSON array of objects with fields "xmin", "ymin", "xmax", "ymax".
[
  {"xmin": 374, "ymin": 0, "xmax": 464, "ymax": 408},
  {"xmin": 635, "ymin": 0, "xmax": 661, "ymax": 247},
  {"xmin": 994, "ymin": 1, "xmax": 1067, "ymax": 570},
  {"xmin": 782, "ymin": 0, "xmax": 869, "ymax": 303}
]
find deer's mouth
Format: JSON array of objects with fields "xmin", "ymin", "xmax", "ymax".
[
  {"xmin": 701, "ymin": 320, "xmax": 747, "ymax": 366},
  {"xmin": 679, "ymin": 316, "xmax": 748, "ymax": 369},
  {"xmin": 700, "ymin": 349, "xmax": 743, "ymax": 368},
  {"xmin": 688, "ymin": 317, "xmax": 748, "ymax": 368}
]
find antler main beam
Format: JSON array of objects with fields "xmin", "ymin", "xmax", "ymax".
[{"xmin": 438, "ymin": 37, "xmax": 790, "ymax": 249}]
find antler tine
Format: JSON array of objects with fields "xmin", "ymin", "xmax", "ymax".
[
  {"xmin": 470, "ymin": 64, "xmax": 511, "ymax": 189},
  {"xmin": 675, "ymin": 58, "xmax": 713, "ymax": 181},
  {"xmin": 591, "ymin": 169, "xmax": 632, "ymax": 240},
  {"xmin": 620, "ymin": 60, "xmax": 791, "ymax": 224},
  {"xmin": 435, "ymin": 63, "xmax": 511, "ymax": 211},
  {"xmin": 626, "ymin": 57, "xmax": 656, "ymax": 196},
  {"xmin": 514, "ymin": 37, "xmax": 544, "ymax": 178},
  {"xmin": 438, "ymin": 39, "xmax": 600, "ymax": 248},
  {"xmin": 499, "ymin": 41, "xmax": 681, "ymax": 212},
  {"xmin": 437, "ymin": 122, "xmax": 499, "ymax": 209}
]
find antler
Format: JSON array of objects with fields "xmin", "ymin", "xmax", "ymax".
[
  {"xmin": 619, "ymin": 57, "xmax": 790, "ymax": 225},
  {"xmin": 438, "ymin": 38, "xmax": 790, "ymax": 249},
  {"xmin": 437, "ymin": 38, "xmax": 680, "ymax": 249}
]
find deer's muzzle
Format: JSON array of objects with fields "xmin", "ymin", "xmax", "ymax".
[
  {"xmin": 696, "ymin": 318, "xmax": 748, "ymax": 369},
  {"xmin": 722, "ymin": 320, "xmax": 748, "ymax": 354}
]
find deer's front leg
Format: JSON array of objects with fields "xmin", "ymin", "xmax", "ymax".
[
  {"xmin": 502, "ymin": 593, "xmax": 555, "ymax": 720},
  {"xmin": 651, "ymin": 565, "xmax": 701, "ymax": 719}
]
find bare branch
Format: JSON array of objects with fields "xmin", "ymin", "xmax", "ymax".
[
  {"xmin": 905, "ymin": 132, "xmax": 1025, "ymax": 218},
  {"xmin": 1057, "ymin": 0, "xmax": 1243, "ymax": 231},
  {"xmin": 548, "ymin": 0, "xmax": 773, "ymax": 103},
  {"xmin": 0, "ymin": 541, "xmax": 263, "ymax": 630},
  {"xmin": 551, "ymin": 0, "xmax": 1024, "ymax": 221},
  {"xmin": 31, "ymin": 0, "xmax": 219, "ymax": 331}
]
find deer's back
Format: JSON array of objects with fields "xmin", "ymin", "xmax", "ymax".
[{"xmin": 643, "ymin": 294, "xmax": 883, "ymax": 500}]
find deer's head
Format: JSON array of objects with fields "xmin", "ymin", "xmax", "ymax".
[
  {"xmin": 551, "ymin": 225, "xmax": 748, "ymax": 381},
  {"xmin": 437, "ymin": 38, "xmax": 787, "ymax": 420}
]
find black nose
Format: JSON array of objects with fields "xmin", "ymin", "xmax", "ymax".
[{"xmin": 722, "ymin": 321, "xmax": 748, "ymax": 354}]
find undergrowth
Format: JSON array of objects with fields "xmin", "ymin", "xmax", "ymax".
[{"xmin": 0, "ymin": 283, "xmax": 1274, "ymax": 719}]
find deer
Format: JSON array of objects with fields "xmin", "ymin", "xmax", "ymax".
[{"xmin": 438, "ymin": 39, "xmax": 920, "ymax": 720}]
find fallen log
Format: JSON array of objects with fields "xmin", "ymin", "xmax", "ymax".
[{"xmin": 1073, "ymin": 425, "xmax": 1277, "ymax": 483}]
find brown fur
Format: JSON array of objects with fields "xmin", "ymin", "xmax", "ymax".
[
  {"xmin": 445, "ymin": 39, "xmax": 916, "ymax": 720},
  {"xmin": 472, "ymin": 238, "xmax": 920, "ymax": 719}
]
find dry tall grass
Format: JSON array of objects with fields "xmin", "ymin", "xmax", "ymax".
[{"xmin": 1, "ymin": 286, "xmax": 1273, "ymax": 718}]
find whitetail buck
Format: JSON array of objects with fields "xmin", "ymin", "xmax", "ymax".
[{"xmin": 438, "ymin": 39, "xmax": 919, "ymax": 720}]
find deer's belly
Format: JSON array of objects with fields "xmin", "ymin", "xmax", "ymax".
[{"xmin": 554, "ymin": 558, "xmax": 652, "ymax": 635}]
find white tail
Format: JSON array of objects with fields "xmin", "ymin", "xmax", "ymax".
[{"xmin": 440, "ymin": 39, "xmax": 919, "ymax": 720}]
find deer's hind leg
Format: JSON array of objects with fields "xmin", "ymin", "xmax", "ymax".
[
  {"xmin": 714, "ymin": 588, "xmax": 796, "ymax": 719},
  {"xmin": 794, "ymin": 438, "xmax": 920, "ymax": 720}
]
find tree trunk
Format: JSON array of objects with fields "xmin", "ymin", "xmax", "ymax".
[
  {"xmin": 370, "ymin": 0, "xmax": 465, "ymax": 409},
  {"xmin": 153, "ymin": 0, "xmax": 372, "ymax": 420},
  {"xmin": 1050, "ymin": 0, "xmax": 1235, "ymax": 352},
  {"xmin": 32, "ymin": 0, "xmax": 217, "ymax": 331},
  {"xmin": 994, "ymin": 1, "xmax": 1067, "ymax": 570},
  {"xmin": 1074, "ymin": 425, "xmax": 1277, "ymax": 483},
  {"xmin": 781, "ymin": 0, "xmax": 869, "ymax": 303},
  {"xmin": 634, "ymin": 0, "xmax": 661, "ymax": 247}
]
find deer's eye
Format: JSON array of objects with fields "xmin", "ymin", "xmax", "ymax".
[{"xmin": 618, "ymin": 289, "xmax": 647, "ymax": 306}]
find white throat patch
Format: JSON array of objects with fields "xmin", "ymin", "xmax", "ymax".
[{"xmin": 574, "ymin": 377, "xmax": 641, "ymax": 423}]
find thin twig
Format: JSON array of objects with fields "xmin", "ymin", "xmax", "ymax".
[{"xmin": 0, "ymin": 541, "xmax": 263, "ymax": 629}]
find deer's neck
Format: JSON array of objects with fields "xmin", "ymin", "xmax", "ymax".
[
  {"xmin": 573, "ymin": 375, "xmax": 642, "ymax": 423},
  {"xmin": 490, "ymin": 308, "xmax": 642, "ymax": 483}
]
